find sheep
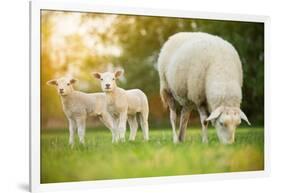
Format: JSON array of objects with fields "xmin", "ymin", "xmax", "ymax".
[
  {"xmin": 92, "ymin": 69, "xmax": 149, "ymax": 142},
  {"xmin": 47, "ymin": 76, "xmax": 114, "ymax": 146},
  {"xmin": 157, "ymin": 32, "xmax": 251, "ymax": 144}
]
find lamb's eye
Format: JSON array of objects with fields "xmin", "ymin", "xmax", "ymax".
[
  {"xmin": 112, "ymin": 78, "xmax": 115, "ymax": 80},
  {"xmin": 101, "ymin": 78, "xmax": 103, "ymax": 81},
  {"xmin": 219, "ymin": 122, "xmax": 224, "ymax": 126},
  {"xmin": 67, "ymin": 83, "xmax": 70, "ymax": 86}
]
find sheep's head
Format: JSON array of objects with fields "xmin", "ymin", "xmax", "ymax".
[
  {"xmin": 92, "ymin": 69, "xmax": 123, "ymax": 92},
  {"xmin": 206, "ymin": 106, "xmax": 251, "ymax": 144},
  {"xmin": 47, "ymin": 77, "xmax": 77, "ymax": 96}
]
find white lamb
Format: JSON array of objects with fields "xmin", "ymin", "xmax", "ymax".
[
  {"xmin": 158, "ymin": 32, "xmax": 250, "ymax": 144},
  {"xmin": 92, "ymin": 70, "xmax": 149, "ymax": 142},
  {"xmin": 47, "ymin": 76, "xmax": 114, "ymax": 146}
]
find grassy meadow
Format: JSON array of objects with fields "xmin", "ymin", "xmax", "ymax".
[
  {"xmin": 40, "ymin": 11, "xmax": 265, "ymax": 184},
  {"xmin": 41, "ymin": 127, "xmax": 264, "ymax": 183}
]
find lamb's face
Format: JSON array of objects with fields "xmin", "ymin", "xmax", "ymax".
[
  {"xmin": 92, "ymin": 70, "xmax": 123, "ymax": 92},
  {"xmin": 47, "ymin": 77, "xmax": 76, "ymax": 96},
  {"xmin": 207, "ymin": 106, "xmax": 251, "ymax": 144},
  {"xmin": 99, "ymin": 72, "xmax": 117, "ymax": 92}
]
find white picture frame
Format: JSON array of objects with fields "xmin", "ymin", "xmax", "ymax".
[{"xmin": 30, "ymin": 0, "xmax": 270, "ymax": 192}]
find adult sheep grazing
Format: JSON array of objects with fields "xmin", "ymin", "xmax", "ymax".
[
  {"xmin": 47, "ymin": 76, "xmax": 114, "ymax": 146},
  {"xmin": 158, "ymin": 32, "xmax": 250, "ymax": 144}
]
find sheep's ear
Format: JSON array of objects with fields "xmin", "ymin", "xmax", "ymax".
[
  {"xmin": 69, "ymin": 78, "xmax": 77, "ymax": 85},
  {"xmin": 240, "ymin": 110, "xmax": 251, "ymax": 125},
  {"xmin": 46, "ymin": 79, "xmax": 57, "ymax": 86},
  {"xmin": 92, "ymin": 72, "xmax": 101, "ymax": 79},
  {"xmin": 114, "ymin": 69, "xmax": 124, "ymax": 78},
  {"xmin": 206, "ymin": 106, "xmax": 224, "ymax": 121}
]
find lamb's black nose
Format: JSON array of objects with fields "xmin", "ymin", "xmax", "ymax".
[
  {"xmin": 106, "ymin": 84, "xmax": 110, "ymax": 88},
  {"xmin": 59, "ymin": 88, "xmax": 64, "ymax": 93}
]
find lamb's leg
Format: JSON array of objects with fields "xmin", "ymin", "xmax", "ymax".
[
  {"xmin": 76, "ymin": 116, "xmax": 86, "ymax": 144},
  {"xmin": 100, "ymin": 112, "xmax": 115, "ymax": 142},
  {"xmin": 100, "ymin": 112, "xmax": 114, "ymax": 131},
  {"xmin": 128, "ymin": 115, "xmax": 138, "ymax": 141},
  {"xmin": 112, "ymin": 117, "xmax": 120, "ymax": 143},
  {"xmin": 178, "ymin": 107, "xmax": 192, "ymax": 142},
  {"xmin": 197, "ymin": 105, "xmax": 209, "ymax": 143},
  {"xmin": 68, "ymin": 118, "xmax": 76, "ymax": 147},
  {"xmin": 118, "ymin": 111, "xmax": 127, "ymax": 142},
  {"xmin": 139, "ymin": 112, "xmax": 149, "ymax": 141},
  {"xmin": 115, "ymin": 118, "xmax": 120, "ymax": 143}
]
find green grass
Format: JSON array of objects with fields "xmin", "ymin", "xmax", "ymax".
[{"xmin": 41, "ymin": 127, "xmax": 264, "ymax": 183}]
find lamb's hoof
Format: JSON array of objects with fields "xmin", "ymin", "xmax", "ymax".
[
  {"xmin": 202, "ymin": 138, "xmax": 209, "ymax": 144},
  {"xmin": 173, "ymin": 136, "xmax": 179, "ymax": 144},
  {"xmin": 112, "ymin": 135, "xmax": 120, "ymax": 143},
  {"xmin": 112, "ymin": 138, "xmax": 120, "ymax": 143},
  {"xmin": 119, "ymin": 137, "xmax": 126, "ymax": 143},
  {"xmin": 129, "ymin": 137, "xmax": 136, "ymax": 141},
  {"xmin": 112, "ymin": 139, "xmax": 117, "ymax": 143},
  {"xmin": 79, "ymin": 141, "xmax": 85, "ymax": 147},
  {"xmin": 69, "ymin": 143, "xmax": 74, "ymax": 149}
]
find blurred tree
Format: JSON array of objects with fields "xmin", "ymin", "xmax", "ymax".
[{"xmin": 41, "ymin": 11, "xmax": 64, "ymax": 127}]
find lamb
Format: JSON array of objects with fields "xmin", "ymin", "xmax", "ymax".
[
  {"xmin": 158, "ymin": 32, "xmax": 250, "ymax": 144},
  {"xmin": 47, "ymin": 76, "xmax": 114, "ymax": 146},
  {"xmin": 92, "ymin": 69, "xmax": 149, "ymax": 142}
]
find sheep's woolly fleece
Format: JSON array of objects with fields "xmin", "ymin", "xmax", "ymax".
[{"xmin": 158, "ymin": 32, "xmax": 243, "ymax": 112}]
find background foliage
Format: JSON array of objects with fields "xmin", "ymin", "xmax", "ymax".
[{"xmin": 41, "ymin": 11, "xmax": 264, "ymax": 129}]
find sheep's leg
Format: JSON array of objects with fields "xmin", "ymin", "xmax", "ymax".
[
  {"xmin": 68, "ymin": 118, "xmax": 76, "ymax": 147},
  {"xmin": 178, "ymin": 107, "xmax": 192, "ymax": 142},
  {"xmin": 169, "ymin": 109, "xmax": 178, "ymax": 143},
  {"xmin": 164, "ymin": 91, "xmax": 178, "ymax": 143},
  {"xmin": 128, "ymin": 115, "xmax": 138, "ymax": 141},
  {"xmin": 118, "ymin": 111, "xmax": 127, "ymax": 142},
  {"xmin": 198, "ymin": 106, "xmax": 209, "ymax": 143},
  {"xmin": 139, "ymin": 112, "xmax": 149, "ymax": 141},
  {"xmin": 76, "ymin": 116, "xmax": 86, "ymax": 144}
]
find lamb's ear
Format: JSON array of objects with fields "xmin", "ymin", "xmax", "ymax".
[
  {"xmin": 114, "ymin": 69, "xmax": 124, "ymax": 78},
  {"xmin": 240, "ymin": 110, "xmax": 251, "ymax": 125},
  {"xmin": 46, "ymin": 79, "xmax": 57, "ymax": 86},
  {"xmin": 69, "ymin": 78, "xmax": 77, "ymax": 85},
  {"xmin": 92, "ymin": 72, "xmax": 101, "ymax": 79},
  {"xmin": 206, "ymin": 106, "xmax": 224, "ymax": 121}
]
